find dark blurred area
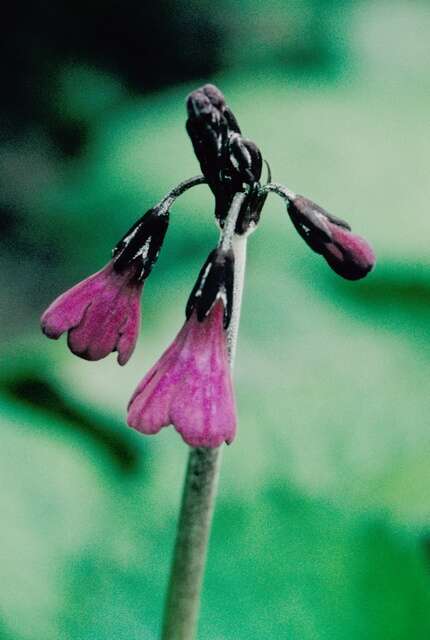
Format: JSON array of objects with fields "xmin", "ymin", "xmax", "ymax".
[
  {"xmin": 1, "ymin": 0, "xmax": 344, "ymax": 139},
  {"xmin": 2, "ymin": 1, "xmax": 220, "ymax": 128}
]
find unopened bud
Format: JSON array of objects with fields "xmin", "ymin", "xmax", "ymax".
[{"xmin": 288, "ymin": 195, "xmax": 375, "ymax": 280}]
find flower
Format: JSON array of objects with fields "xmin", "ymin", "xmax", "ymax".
[
  {"xmin": 41, "ymin": 261, "xmax": 143, "ymax": 365},
  {"xmin": 127, "ymin": 301, "xmax": 236, "ymax": 447},
  {"xmin": 128, "ymin": 247, "xmax": 236, "ymax": 447},
  {"xmin": 287, "ymin": 195, "xmax": 375, "ymax": 280},
  {"xmin": 41, "ymin": 205, "xmax": 169, "ymax": 364}
]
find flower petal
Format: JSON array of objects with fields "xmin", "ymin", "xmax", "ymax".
[
  {"xmin": 127, "ymin": 302, "xmax": 236, "ymax": 447},
  {"xmin": 40, "ymin": 267, "xmax": 108, "ymax": 338},
  {"xmin": 127, "ymin": 329, "xmax": 187, "ymax": 433},
  {"xmin": 116, "ymin": 292, "xmax": 142, "ymax": 365},
  {"xmin": 41, "ymin": 261, "xmax": 143, "ymax": 363}
]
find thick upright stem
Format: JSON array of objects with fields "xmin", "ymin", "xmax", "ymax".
[
  {"xmin": 161, "ymin": 193, "xmax": 247, "ymax": 640},
  {"xmin": 160, "ymin": 446, "xmax": 221, "ymax": 640}
]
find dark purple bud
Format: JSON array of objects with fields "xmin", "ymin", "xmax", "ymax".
[
  {"xmin": 287, "ymin": 195, "xmax": 375, "ymax": 280},
  {"xmin": 186, "ymin": 84, "xmax": 264, "ymax": 228},
  {"xmin": 186, "ymin": 247, "xmax": 234, "ymax": 328},
  {"xmin": 199, "ymin": 84, "xmax": 226, "ymax": 111},
  {"xmin": 186, "ymin": 85, "xmax": 230, "ymax": 195},
  {"xmin": 233, "ymin": 161, "xmax": 271, "ymax": 235},
  {"xmin": 187, "ymin": 84, "xmax": 241, "ymax": 134},
  {"xmin": 226, "ymin": 134, "xmax": 262, "ymax": 185},
  {"xmin": 215, "ymin": 136, "xmax": 263, "ymax": 229},
  {"xmin": 112, "ymin": 207, "xmax": 169, "ymax": 281}
]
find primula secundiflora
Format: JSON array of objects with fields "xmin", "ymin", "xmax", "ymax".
[{"xmin": 41, "ymin": 83, "xmax": 375, "ymax": 447}]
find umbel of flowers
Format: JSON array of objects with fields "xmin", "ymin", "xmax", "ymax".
[{"xmin": 41, "ymin": 84, "xmax": 375, "ymax": 448}]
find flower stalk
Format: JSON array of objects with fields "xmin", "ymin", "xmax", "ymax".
[
  {"xmin": 39, "ymin": 82, "xmax": 376, "ymax": 639},
  {"xmin": 161, "ymin": 192, "xmax": 247, "ymax": 640},
  {"xmin": 157, "ymin": 175, "xmax": 207, "ymax": 212}
]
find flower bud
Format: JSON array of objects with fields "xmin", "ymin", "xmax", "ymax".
[
  {"xmin": 186, "ymin": 83, "xmax": 264, "ymax": 231},
  {"xmin": 287, "ymin": 195, "xmax": 375, "ymax": 280},
  {"xmin": 186, "ymin": 85, "xmax": 231, "ymax": 195},
  {"xmin": 226, "ymin": 134, "xmax": 262, "ymax": 186}
]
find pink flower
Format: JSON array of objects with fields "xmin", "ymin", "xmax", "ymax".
[
  {"xmin": 127, "ymin": 301, "xmax": 236, "ymax": 448},
  {"xmin": 41, "ymin": 205, "xmax": 169, "ymax": 365},
  {"xmin": 41, "ymin": 261, "xmax": 142, "ymax": 365}
]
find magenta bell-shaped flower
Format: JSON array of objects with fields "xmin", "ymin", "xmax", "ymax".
[
  {"xmin": 41, "ymin": 261, "xmax": 143, "ymax": 365},
  {"xmin": 127, "ymin": 301, "xmax": 236, "ymax": 448},
  {"xmin": 41, "ymin": 204, "xmax": 170, "ymax": 365}
]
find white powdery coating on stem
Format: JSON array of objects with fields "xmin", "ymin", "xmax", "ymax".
[{"xmin": 227, "ymin": 233, "xmax": 247, "ymax": 368}]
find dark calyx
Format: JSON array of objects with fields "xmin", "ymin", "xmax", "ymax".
[
  {"xmin": 186, "ymin": 247, "xmax": 234, "ymax": 328},
  {"xmin": 112, "ymin": 207, "xmax": 169, "ymax": 282}
]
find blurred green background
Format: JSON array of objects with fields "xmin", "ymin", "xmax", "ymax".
[{"xmin": 1, "ymin": 1, "xmax": 430, "ymax": 638}]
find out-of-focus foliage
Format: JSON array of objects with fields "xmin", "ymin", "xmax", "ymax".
[{"xmin": 1, "ymin": 1, "xmax": 430, "ymax": 639}]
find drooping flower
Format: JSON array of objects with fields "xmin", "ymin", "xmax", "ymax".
[
  {"xmin": 41, "ymin": 260, "xmax": 143, "ymax": 365},
  {"xmin": 287, "ymin": 195, "xmax": 375, "ymax": 280},
  {"xmin": 41, "ymin": 205, "xmax": 169, "ymax": 364},
  {"xmin": 127, "ymin": 248, "xmax": 236, "ymax": 447}
]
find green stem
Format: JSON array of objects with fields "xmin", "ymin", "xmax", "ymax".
[
  {"xmin": 161, "ymin": 193, "xmax": 247, "ymax": 640},
  {"xmin": 161, "ymin": 447, "xmax": 221, "ymax": 640}
]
